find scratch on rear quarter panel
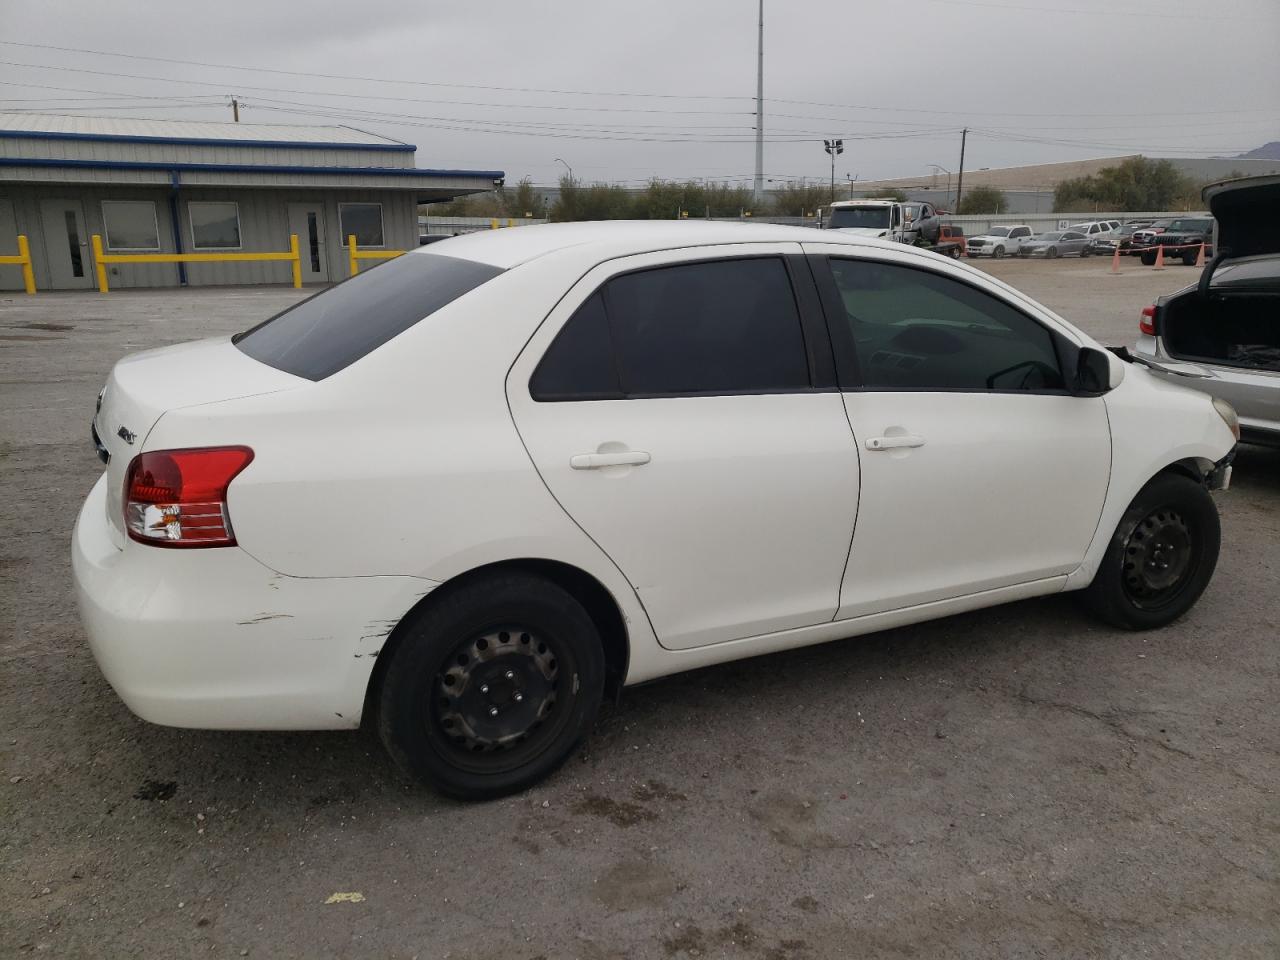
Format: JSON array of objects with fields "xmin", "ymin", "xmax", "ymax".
[{"xmin": 237, "ymin": 613, "xmax": 295, "ymax": 625}]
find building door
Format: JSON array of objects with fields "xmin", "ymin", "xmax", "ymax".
[
  {"xmin": 288, "ymin": 203, "xmax": 329, "ymax": 283},
  {"xmin": 39, "ymin": 199, "xmax": 94, "ymax": 289},
  {"xmin": 0, "ymin": 199, "xmax": 21, "ymax": 292}
]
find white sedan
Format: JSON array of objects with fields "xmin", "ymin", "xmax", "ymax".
[{"xmin": 74, "ymin": 222, "xmax": 1238, "ymax": 799}]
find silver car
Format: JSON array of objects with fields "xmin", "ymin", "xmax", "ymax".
[
  {"xmin": 1134, "ymin": 175, "xmax": 1280, "ymax": 446},
  {"xmin": 1019, "ymin": 231, "xmax": 1093, "ymax": 258}
]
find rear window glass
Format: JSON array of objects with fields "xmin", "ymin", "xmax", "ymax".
[{"xmin": 234, "ymin": 253, "xmax": 503, "ymax": 380}]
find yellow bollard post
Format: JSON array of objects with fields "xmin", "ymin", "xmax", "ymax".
[
  {"xmin": 349, "ymin": 234, "xmax": 359, "ymax": 277},
  {"xmin": 490, "ymin": 218, "xmax": 498, "ymax": 230},
  {"xmin": 17, "ymin": 235, "xmax": 35, "ymax": 295},
  {"xmin": 507, "ymin": 218, "xmax": 514, "ymax": 227},
  {"xmin": 92, "ymin": 235, "xmax": 109, "ymax": 293},
  {"xmin": 289, "ymin": 233, "xmax": 302, "ymax": 288}
]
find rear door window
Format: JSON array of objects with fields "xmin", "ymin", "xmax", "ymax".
[
  {"xmin": 531, "ymin": 257, "xmax": 811, "ymax": 400},
  {"xmin": 235, "ymin": 253, "xmax": 503, "ymax": 380}
]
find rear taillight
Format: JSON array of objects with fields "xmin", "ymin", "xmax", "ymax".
[
  {"xmin": 124, "ymin": 446, "xmax": 254, "ymax": 548},
  {"xmin": 1139, "ymin": 305, "xmax": 1156, "ymax": 336}
]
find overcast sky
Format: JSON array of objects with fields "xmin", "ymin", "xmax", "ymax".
[{"xmin": 3, "ymin": 0, "xmax": 1278, "ymax": 187}]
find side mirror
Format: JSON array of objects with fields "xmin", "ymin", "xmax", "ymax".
[{"xmin": 1073, "ymin": 347, "xmax": 1115, "ymax": 396}]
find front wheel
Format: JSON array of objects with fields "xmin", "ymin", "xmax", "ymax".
[
  {"xmin": 1141, "ymin": 252, "xmax": 1157, "ymax": 266},
  {"xmin": 1079, "ymin": 473, "xmax": 1220, "ymax": 630},
  {"xmin": 1047, "ymin": 247, "xmax": 1059, "ymax": 259},
  {"xmin": 994, "ymin": 246, "xmax": 1005, "ymax": 259},
  {"xmin": 378, "ymin": 572, "xmax": 605, "ymax": 799}
]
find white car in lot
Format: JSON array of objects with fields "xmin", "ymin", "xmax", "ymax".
[
  {"xmin": 1070, "ymin": 220, "xmax": 1121, "ymax": 248},
  {"xmin": 965, "ymin": 224, "xmax": 1034, "ymax": 258},
  {"xmin": 74, "ymin": 222, "xmax": 1238, "ymax": 799}
]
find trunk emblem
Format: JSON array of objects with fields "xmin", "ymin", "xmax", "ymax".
[{"xmin": 117, "ymin": 425, "xmax": 137, "ymax": 445}]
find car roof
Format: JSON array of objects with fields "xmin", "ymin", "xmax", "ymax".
[{"xmin": 408, "ymin": 220, "xmax": 880, "ymax": 269}]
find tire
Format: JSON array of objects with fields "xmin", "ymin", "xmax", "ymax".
[
  {"xmin": 1079, "ymin": 473, "xmax": 1220, "ymax": 631},
  {"xmin": 950, "ymin": 247, "xmax": 961, "ymax": 259},
  {"xmin": 1141, "ymin": 252, "xmax": 1157, "ymax": 266},
  {"xmin": 378, "ymin": 572, "xmax": 605, "ymax": 799},
  {"xmin": 994, "ymin": 246, "xmax": 1005, "ymax": 259},
  {"xmin": 1047, "ymin": 247, "xmax": 1059, "ymax": 259},
  {"xmin": 1182, "ymin": 250, "xmax": 1198, "ymax": 266},
  {"xmin": 1080, "ymin": 245, "xmax": 1091, "ymax": 258}
]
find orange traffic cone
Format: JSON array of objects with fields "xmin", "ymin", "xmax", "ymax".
[
  {"xmin": 1154, "ymin": 244, "xmax": 1165, "ymax": 270},
  {"xmin": 1111, "ymin": 242, "xmax": 1122, "ymax": 274},
  {"xmin": 1195, "ymin": 242, "xmax": 1206, "ymax": 267}
]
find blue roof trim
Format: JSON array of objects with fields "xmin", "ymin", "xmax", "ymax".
[
  {"xmin": 0, "ymin": 156, "xmax": 505, "ymax": 180},
  {"xmin": 0, "ymin": 128, "xmax": 416, "ymax": 152}
]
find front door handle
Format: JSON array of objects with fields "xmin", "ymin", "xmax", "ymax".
[
  {"xmin": 570, "ymin": 450, "xmax": 652, "ymax": 470},
  {"xmin": 866, "ymin": 435, "xmax": 925, "ymax": 451}
]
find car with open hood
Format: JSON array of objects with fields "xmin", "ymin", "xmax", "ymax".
[
  {"xmin": 1133, "ymin": 175, "xmax": 1280, "ymax": 446},
  {"xmin": 74, "ymin": 221, "xmax": 1237, "ymax": 799}
]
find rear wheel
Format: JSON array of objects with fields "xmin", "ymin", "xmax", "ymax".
[
  {"xmin": 378, "ymin": 572, "xmax": 605, "ymax": 799},
  {"xmin": 1080, "ymin": 245, "xmax": 1092, "ymax": 258},
  {"xmin": 1080, "ymin": 473, "xmax": 1220, "ymax": 630}
]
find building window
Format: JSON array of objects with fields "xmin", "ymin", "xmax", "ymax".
[
  {"xmin": 101, "ymin": 200, "xmax": 160, "ymax": 251},
  {"xmin": 189, "ymin": 201, "xmax": 242, "ymax": 250},
  {"xmin": 339, "ymin": 203, "xmax": 384, "ymax": 247}
]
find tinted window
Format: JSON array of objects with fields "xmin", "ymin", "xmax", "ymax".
[
  {"xmin": 235, "ymin": 253, "xmax": 503, "ymax": 380},
  {"xmin": 826, "ymin": 258, "xmax": 1064, "ymax": 392},
  {"xmin": 606, "ymin": 258, "xmax": 809, "ymax": 395},
  {"xmin": 529, "ymin": 293, "xmax": 622, "ymax": 401}
]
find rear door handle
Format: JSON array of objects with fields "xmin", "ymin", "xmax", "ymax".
[
  {"xmin": 866, "ymin": 435, "xmax": 925, "ymax": 451},
  {"xmin": 570, "ymin": 450, "xmax": 652, "ymax": 470}
]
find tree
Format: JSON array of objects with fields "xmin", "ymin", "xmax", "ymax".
[
  {"xmin": 548, "ymin": 176, "xmax": 634, "ymax": 222},
  {"xmin": 1053, "ymin": 157, "xmax": 1197, "ymax": 212},
  {"xmin": 770, "ymin": 182, "xmax": 832, "ymax": 217},
  {"xmin": 957, "ymin": 185, "xmax": 1008, "ymax": 215},
  {"xmin": 509, "ymin": 177, "xmax": 546, "ymax": 219}
]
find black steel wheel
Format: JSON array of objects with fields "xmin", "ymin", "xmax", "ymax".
[
  {"xmin": 1080, "ymin": 473, "xmax": 1220, "ymax": 630},
  {"xmin": 378, "ymin": 572, "xmax": 605, "ymax": 799}
]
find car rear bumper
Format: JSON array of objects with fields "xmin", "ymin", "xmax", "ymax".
[{"xmin": 72, "ymin": 474, "xmax": 436, "ymax": 730}]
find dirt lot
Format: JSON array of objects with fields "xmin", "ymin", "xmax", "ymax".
[{"xmin": 2, "ymin": 257, "xmax": 1277, "ymax": 959}]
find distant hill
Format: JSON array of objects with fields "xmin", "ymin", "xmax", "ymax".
[{"xmin": 1238, "ymin": 141, "xmax": 1280, "ymax": 160}]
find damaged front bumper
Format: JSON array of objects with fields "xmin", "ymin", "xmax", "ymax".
[{"xmin": 1206, "ymin": 448, "xmax": 1235, "ymax": 491}]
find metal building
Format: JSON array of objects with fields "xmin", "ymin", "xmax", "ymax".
[{"xmin": 0, "ymin": 113, "xmax": 503, "ymax": 291}]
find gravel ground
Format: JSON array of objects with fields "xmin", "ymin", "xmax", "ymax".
[{"xmin": 2, "ymin": 257, "xmax": 1277, "ymax": 959}]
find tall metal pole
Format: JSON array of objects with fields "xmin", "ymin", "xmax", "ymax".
[
  {"xmin": 955, "ymin": 127, "xmax": 968, "ymax": 213},
  {"xmin": 753, "ymin": 0, "xmax": 764, "ymax": 209}
]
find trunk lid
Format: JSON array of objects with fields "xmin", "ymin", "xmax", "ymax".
[
  {"xmin": 94, "ymin": 337, "xmax": 304, "ymax": 541},
  {"xmin": 1205, "ymin": 174, "xmax": 1280, "ymax": 261}
]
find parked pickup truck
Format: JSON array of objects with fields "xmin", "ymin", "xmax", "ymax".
[{"xmin": 1135, "ymin": 217, "xmax": 1215, "ymax": 266}]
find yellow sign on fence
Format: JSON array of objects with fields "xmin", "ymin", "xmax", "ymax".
[
  {"xmin": 0, "ymin": 234, "xmax": 36, "ymax": 295},
  {"xmin": 91, "ymin": 234, "xmax": 302, "ymax": 293},
  {"xmin": 347, "ymin": 235, "xmax": 406, "ymax": 276}
]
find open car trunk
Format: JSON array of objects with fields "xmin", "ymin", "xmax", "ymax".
[{"xmin": 1162, "ymin": 287, "xmax": 1280, "ymax": 371}]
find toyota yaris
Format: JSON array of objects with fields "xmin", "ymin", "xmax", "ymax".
[{"xmin": 74, "ymin": 222, "xmax": 1238, "ymax": 799}]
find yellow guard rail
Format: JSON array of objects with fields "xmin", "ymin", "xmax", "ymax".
[
  {"xmin": 348, "ymin": 235, "xmax": 406, "ymax": 276},
  {"xmin": 0, "ymin": 235, "xmax": 36, "ymax": 295},
  {"xmin": 91, "ymin": 234, "xmax": 302, "ymax": 293}
]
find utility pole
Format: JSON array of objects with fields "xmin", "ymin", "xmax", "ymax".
[
  {"xmin": 823, "ymin": 139, "xmax": 843, "ymax": 203},
  {"xmin": 954, "ymin": 127, "xmax": 968, "ymax": 213},
  {"xmin": 753, "ymin": 0, "xmax": 765, "ymax": 210}
]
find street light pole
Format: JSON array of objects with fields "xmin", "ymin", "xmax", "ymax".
[
  {"xmin": 929, "ymin": 164, "xmax": 953, "ymax": 211},
  {"xmin": 753, "ymin": 0, "xmax": 765, "ymax": 209},
  {"xmin": 553, "ymin": 157, "xmax": 573, "ymax": 183},
  {"xmin": 823, "ymin": 138, "xmax": 844, "ymax": 204}
]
